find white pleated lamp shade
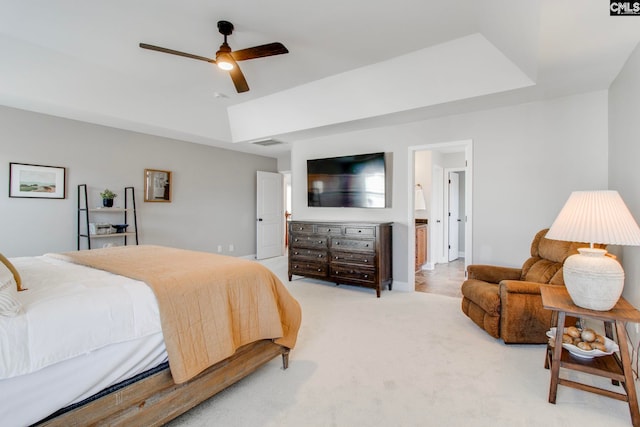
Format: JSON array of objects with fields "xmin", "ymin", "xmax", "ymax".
[
  {"xmin": 546, "ymin": 191, "xmax": 640, "ymax": 246},
  {"xmin": 546, "ymin": 190, "xmax": 640, "ymax": 311}
]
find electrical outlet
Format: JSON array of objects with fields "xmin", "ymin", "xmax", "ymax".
[
  {"xmin": 217, "ymin": 245, "xmax": 223, "ymax": 253},
  {"xmin": 636, "ymin": 323, "xmax": 639, "ymax": 334},
  {"xmin": 229, "ymin": 244, "xmax": 234, "ymax": 252}
]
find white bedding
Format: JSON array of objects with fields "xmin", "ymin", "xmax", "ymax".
[
  {"xmin": 0, "ymin": 255, "xmax": 167, "ymax": 426},
  {"xmin": 0, "ymin": 255, "xmax": 162, "ymax": 378}
]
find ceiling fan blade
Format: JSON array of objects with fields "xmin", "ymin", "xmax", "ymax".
[
  {"xmin": 231, "ymin": 42, "xmax": 288, "ymax": 61},
  {"xmin": 228, "ymin": 60, "xmax": 249, "ymax": 93},
  {"xmin": 139, "ymin": 43, "xmax": 215, "ymax": 64}
]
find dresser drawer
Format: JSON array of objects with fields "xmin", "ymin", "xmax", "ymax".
[
  {"xmin": 290, "ymin": 261, "xmax": 328, "ymax": 277},
  {"xmin": 331, "ymin": 250, "xmax": 375, "ymax": 266},
  {"xmin": 316, "ymin": 224, "xmax": 343, "ymax": 235},
  {"xmin": 331, "ymin": 238, "xmax": 375, "ymax": 252},
  {"xmin": 289, "ymin": 222, "xmax": 315, "ymax": 234},
  {"xmin": 290, "ymin": 248, "xmax": 328, "ymax": 261},
  {"xmin": 344, "ymin": 226, "xmax": 375, "ymax": 236},
  {"xmin": 290, "ymin": 234, "xmax": 328, "ymax": 249},
  {"xmin": 331, "ymin": 265, "xmax": 376, "ymax": 284}
]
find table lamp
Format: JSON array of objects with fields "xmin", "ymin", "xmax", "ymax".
[{"xmin": 546, "ymin": 190, "xmax": 640, "ymax": 311}]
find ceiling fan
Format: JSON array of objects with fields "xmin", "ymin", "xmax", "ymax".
[{"xmin": 139, "ymin": 20, "xmax": 288, "ymax": 93}]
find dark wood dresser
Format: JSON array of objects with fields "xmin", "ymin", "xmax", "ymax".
[{"xmin": 288, "ymin": 221, "xmax": 393, "ymax": 297}]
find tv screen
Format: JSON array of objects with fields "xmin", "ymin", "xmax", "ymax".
[{"xmin": 307, "ymin": 152, "xmax": 388, "ymax": 208}]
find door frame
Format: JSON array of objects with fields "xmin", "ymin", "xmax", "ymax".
[
  {"xmin": 431, "ymin": 164, "xmax": 445, "ymax": 265},
  {"xmin": 407, "ymin": 140, "xmax": 473, "ymax": 289}
]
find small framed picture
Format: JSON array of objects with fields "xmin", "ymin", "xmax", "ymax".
[
  {"xmin": 9, "ymin": 163, "xmax": 67, "ymax": 199},
  {"xmin": 144, "ymin": 169, "xmax": 172, "ymax": 202}
]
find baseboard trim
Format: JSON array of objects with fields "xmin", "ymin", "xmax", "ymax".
[
  {"xmin": 423, "ymin": 262, "xmax": 435, "ymax": 270},
  {"xmin": 392, "ymin": 280, "xmax": 411, "ymax": 292}
]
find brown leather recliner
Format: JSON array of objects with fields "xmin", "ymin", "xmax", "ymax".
[{"xmin": 460, "ymin": 229, "xmax": 598, "ymax": 344}]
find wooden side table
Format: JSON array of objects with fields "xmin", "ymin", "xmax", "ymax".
[{"xmin": 541, "ymin": 285, "xmax": 640, "ymax": 427}]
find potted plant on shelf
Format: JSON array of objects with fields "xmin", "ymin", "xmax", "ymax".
[{"xmin": 100, "ymin": 189, "xmax": 117, "ymax": 208}]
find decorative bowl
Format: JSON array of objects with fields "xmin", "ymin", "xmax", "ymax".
[
  {"xmin": 546, "ymin": 327, "xmax": 618, "ymax": 359},
  {"xmin": 111, "ymin": 224, "xmax": 129, "ymax": 233}
]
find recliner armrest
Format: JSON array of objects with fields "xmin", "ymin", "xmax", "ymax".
[
  {"xmin": 466, "ymin": 265, "xmax": 521, "ymax": 284},
  {"xmin": 500, "ymin": 279, "xmax": 547, "ymax": 295},
  {"xmin": 499, "ymin": 279, "xmax": 557, "ymax": 344}
]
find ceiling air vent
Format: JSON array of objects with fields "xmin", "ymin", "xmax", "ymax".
[{"xmin": 251, "ymin": 138, "xmax": 284, "ymax": 147}]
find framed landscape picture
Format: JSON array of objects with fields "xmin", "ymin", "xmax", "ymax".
[{"xmin": 9, "ymin": 163, "xmax": 66, "ymax": 199}]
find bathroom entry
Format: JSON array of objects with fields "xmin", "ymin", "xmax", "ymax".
[{"xmin": 414, "ymin": 144, "xmax": 470, "ymax": 270}]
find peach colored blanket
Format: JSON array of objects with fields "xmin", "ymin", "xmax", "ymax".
[{"xmin": 53, "ymin": 245, "xmax": 301, "ymax": 384}]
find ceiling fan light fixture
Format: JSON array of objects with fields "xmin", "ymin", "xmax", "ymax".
[
  {"xmin": 216, "ymin": 45, "xmax": 234, "ymax": 70},
  {"xmin": 217, "ymin": 59, "xmax": 234, "ymax": 71},
  {"xmin": 216, "ymin": 53, "xmax": 234, "ymax": 70}
]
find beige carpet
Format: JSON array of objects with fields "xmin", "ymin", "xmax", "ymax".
[{"xmin": 167, "ymin": 257, "xmax": 632, "ymax": 427}]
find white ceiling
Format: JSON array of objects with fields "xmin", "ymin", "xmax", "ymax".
[{"xmin": 1, "ymin": 1, "xmax": 639, "ymax": 157}]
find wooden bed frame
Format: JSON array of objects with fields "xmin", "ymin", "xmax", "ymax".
[{"xmin": 36, "ymin": 340, "xmax": 289, "ymax": 426}]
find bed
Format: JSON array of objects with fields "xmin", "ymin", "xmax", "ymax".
[{"xmin": 0, "ymin": 245, "xmax": 302, "ymax": 426}]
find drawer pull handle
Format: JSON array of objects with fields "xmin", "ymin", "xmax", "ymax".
[
  {"xmin": 318, "ymin": 268, "xmax": 322, "ymax": 272},
  {"xmin": 335, "ymin": 242, "xmax": 340, "ymax": 245},
  {"xmin": 364, "ymin": 274, "xmax": 369, "ymax": 278},
  {"xmin": 364, "ymin": 259, "xmax": 368, "ymax": 263},
  {"xmin": 298, "ymin": 227, "xmax": 303, "ymax": 230},
  {"xmin": 358, "ymin": 230, "xmax": 362, "ymax": 233},
  {"xmin": 294, "ymin": 238, "xmax": 299, "ymax": 242}
]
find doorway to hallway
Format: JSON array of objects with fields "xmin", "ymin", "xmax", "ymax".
[{"xmin": 410, "ymin": 139, "xmax": 472, "ymax": 292}]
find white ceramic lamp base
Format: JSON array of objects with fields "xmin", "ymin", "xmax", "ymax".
[{"xmin": 563, "ymin": 248, "xmax": 624, "ymax": 311}]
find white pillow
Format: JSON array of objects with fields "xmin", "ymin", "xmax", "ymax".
[{"xmin": 0, "ymin": 263, "xmax": 21, "ymax": 316}]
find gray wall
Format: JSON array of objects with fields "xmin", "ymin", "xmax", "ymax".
[
  {"xmin": 0, "ymin": 106, "xmax": 277, "ymax": 257},
  {"xmin": 291, "ymin": 90, "xmax": 609, "ymax": 289},
  {"xmin": 609, "ymin": 42, "xmax": 640, "ymax": 355}
]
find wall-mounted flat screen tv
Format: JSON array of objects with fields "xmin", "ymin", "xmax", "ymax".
[{"xmin": 307, "ymin": 152, "xmax": 390, "ymax": 208}]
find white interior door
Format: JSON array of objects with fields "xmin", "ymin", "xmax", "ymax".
[
  {"xmin": 256, "ymin": 171, "xmax": 283, "ymax": 260},
  {"xmin": 448, "ymin": 172, "xmax": 460, "ymax": 261}
]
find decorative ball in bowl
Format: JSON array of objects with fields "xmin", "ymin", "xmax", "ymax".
[
  {"xmin": 546, "ymin": 327, "xmax": 619, "ymax": 359},
  {"xmin": 111, "ymin": 224, "xmax": 129, "ymax": 233}
]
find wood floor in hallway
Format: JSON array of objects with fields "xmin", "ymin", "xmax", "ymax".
[{"xmin": 415, "ymin": 259, "xmax": 465, "ymax": 298}]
